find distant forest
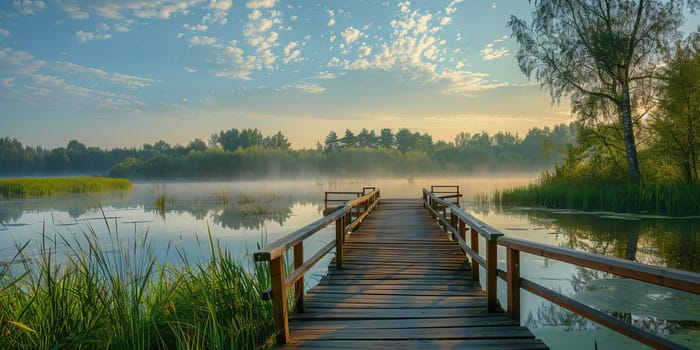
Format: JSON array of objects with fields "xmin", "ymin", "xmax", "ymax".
[{"xmin": 0, "ymin": 124, "xmax": 575, "ymax": 179}]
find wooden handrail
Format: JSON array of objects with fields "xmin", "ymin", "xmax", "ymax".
[
  {"xmin": 422, "ymin": 187, "xmax": 700, "ymax": 350},
  {"xmin": 254, "ymin": 188, "xmax": 381, "ymax": 344}
]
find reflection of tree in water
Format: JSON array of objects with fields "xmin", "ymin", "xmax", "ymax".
[
  {"xmin": 525, "ymin": 256, "xmax": 699, "ymax": 345},
  {"xmin": 508, "ymin": 209, "xmax": 700, "ymax": 273},
  {"xmin": 505, "ymin": 208, "xmax": 700, "ymax": 345},
  {"xmin": 211, "ymin": 201, "xmax": 294, "ymax": 231}
]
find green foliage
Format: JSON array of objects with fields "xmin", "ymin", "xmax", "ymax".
[
  {"xmin": 0, "ymin": 224, "xmax": 275, "ymax": 350},
  {"xmin": 0, "ymin": 177, "xmax": 132, "ymax": 199},
  {"xmin": 650, "ymin": 41, "xmax": 700, "ymax": 184},
  {"xmin": 508, "ymin": 0, "xmax": 698, "ymax": 182},
  {"xmin": 495, "ymin": 172, "xmax": 700, "ymax": 216}
]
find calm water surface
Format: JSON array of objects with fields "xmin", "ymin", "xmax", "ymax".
[{"xmin": 1, "ymin": 178, "xmax": 698, "ymax": 349}]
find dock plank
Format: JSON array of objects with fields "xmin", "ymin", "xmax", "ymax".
[{"xmin": 277, "ymin": 198, "xmax": 548, "ymax": 349}]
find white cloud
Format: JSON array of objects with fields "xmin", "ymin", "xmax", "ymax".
[
  {"xmin": 283, "ymin": 41, "xmax": 301, "ymax": 64},
  {"xmin": 203, "ymin": 0, "xmax": 232, "ymax": 25},
  {"xmin": 415, "ymin": 13, "xmax": 432, "ymax": 34},
  {"xmin": 76, "ymin": 30, "xmax": 112, "ymax": 43},
  {"xmin": 33, "ymin": 74, "xmax": 63, "ymax": 87},
  {"xmin": 113, "ymin": 20, "xmax": 134, "ymax": 32},
  {"xmin": 184, "ymin": 23, "xmax": 209, "ymax": 32},
  {"xmin": 440, "ymin": 17, "xmax": 451, "ymax": 26},
  {"xmin": 246, "ymin": 0, "xmax": 276, "ymax": 9},
  {"xmin": 327, "ymin": 9, "xmax": 336, "ymax": 27},
  {"xmin": 14, "ymin": 0, "xmax": 47, "ymax": 15},
  {"xmin": 314, "ymin": 71, "xmax": 338, "ymax": 80},
  {"xmin": 54, "ymin": 61, "xmax": 157, "ymax": 89},
  {"xmin": 282, "ymin": 82, "xmax": 325, "ymax": 94},
  {"xmin": 184, "ymin": 66, "xmax": 197, "ymax": 73},
  {"xmin": 188, "ymin": 35, "xmax": 220, "ymax": 47},
  {"xmin": 0, "ymin": 29, "xmax": 11, "ymax": 38},
  {"xmin": 341, "ymin": 26, "xmax": 361, "ymax": 44},
  {"xmin": 210, "ymin": 0, "xmax": 232, "ymax": 11},
  {"xmin": 480, "ymin": 42, "xmax": 509, "ymax": 61},
  {"xmin": 455, "ymin": 61, "xmax": 464, "ymax": 69},
  {"xmin": 439, "ymin": 70, "xmax": 509, "ymax": 96},
  {"xmin": 242, "ymin": 7, "xmax": 282, "ymax": 69},
  {"xmin": 0, "ymin": 47, "xmax": 46, "ymax": 75},
  {"xmin": 446, "ymin": 0, "xmax": 463, "ymax": 15},
  {"xmin": 74, "ymin": 0, "xmax": 205, "ymax": 20},
  {"xmin": 358, "ymin": 45, "xmax": 372, "ymax": 58},
  {"xmin": 57, "ymin": 0, "xmax": 90, "ymax": 19},
  {"xmin": 290, "ymin": 15, "xmax": 298, "ymax": 21},
  {"xmin": 177, "ymin": 32, "xmax": 184, "ymax": 39}
]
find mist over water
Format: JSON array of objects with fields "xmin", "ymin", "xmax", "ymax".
[{"xmin": 0, "ymin": 176, "xmax": 697, "ymax": 349}]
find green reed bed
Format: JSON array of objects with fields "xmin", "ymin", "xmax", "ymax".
[
  {"xmin": 495, "ymin": 179, "xmax": 700, "ymax": 216},
  {"xmin": 0, "ymin": 177, "xmax": 132, "ymax": 199},
  {"xmin": 0, "ymin": 223, "xmax": 275, "ymax": 350}
]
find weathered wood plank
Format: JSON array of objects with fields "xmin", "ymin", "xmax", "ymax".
[
  {"xmin": 288, "ymin": 316, "xmax": 517, "ymax": 331},
  {"xmin": 278, "ymin": 339, "xmax": 549, "ymax": 350},
  {"xmin": 291, "ymin": 325, "xmax": 537, "ymax": 340}
]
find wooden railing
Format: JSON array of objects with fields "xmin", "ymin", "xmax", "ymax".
[
  {"xmin": 324, "ymin": 187, "xmax": 376, "ymax": 211},
  {"xmin": 423, "ymin": 188, "xmax": 700, "ymax": 350},
  {"xmin": 254, "ymin": 188, "xmax": 381, "ymax": 344}
]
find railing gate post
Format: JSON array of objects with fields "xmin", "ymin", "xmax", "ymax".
[
  {"xmin": 269, "ymin": 256, "xmax": 289, "ymax": 344},
  {"xmin": 335, "ymin": 216, "xmax": 344, "ymax": 269},
  {"xmin": 486, "ymin": 237, "xmax": 499, "ymax": 312},
  {"xmin": 470, "ymin": 228, "xmax": 480, "ymax": 282},
  {"xmin": 507, "ymin": 247, "xmax": 520, "ymax": 323},
  {"xmin": 294, "ymin": 242, "xmax": 305, "ymax": 313}
]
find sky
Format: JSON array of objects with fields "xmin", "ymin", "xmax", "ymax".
[{"xmin": 0, "ymin": 0, "xmax": 658, "ymax": 150}]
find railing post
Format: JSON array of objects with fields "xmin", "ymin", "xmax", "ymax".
[
  {"xmin": 269, "ymin": 256, "xmax": 289, "ymax": 344},
  {"xmin": 486, "ymin": 236, "xmax": 499, "ymax": 312},
  {"xmin": 294, "ymin": 242, "xmax": 305, "ymax": 313},
  {"xmin": 335, "ymin": 215, "xmax": 344, "ymax": 269},
  {"xmin": 470, "ymin": 228, "xmax": 480, "ymax": 282},
  {"xmin": 507, "ymin": 247, "xmax": 520, "ymax": 323}
]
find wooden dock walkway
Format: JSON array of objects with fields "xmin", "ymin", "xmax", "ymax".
[{"xmin": 279, "ymin": 199, "xmax": 548, "ymax": 349}]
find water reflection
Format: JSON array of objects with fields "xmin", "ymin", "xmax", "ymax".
[
  {"xmin": 500, "ymin": 208, "xmax": 700, "ymax": 273},
  {"xmin": 483, "ymin": 206, "xmax": 700, "ymax": 349}
]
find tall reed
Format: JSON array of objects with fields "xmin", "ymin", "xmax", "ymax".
[
  {"xmin": 0, "ymin": 177, "xmax": 132, "ymax": 199},
  {"xmin": 0, "ymin": 218, "xmax": 275, "ymax": 349},
  {"xmin": 494, "ymin": 179, "xmax": 700, "ymax": 216}
]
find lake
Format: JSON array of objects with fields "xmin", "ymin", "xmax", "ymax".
[{"xmin": 1, "ymin": 178, "xmax": 698, "ymax": 349}]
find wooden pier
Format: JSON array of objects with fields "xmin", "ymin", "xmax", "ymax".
[
  {"xmin": 279, "ymin": 198, "xmax": 547, "ymax": 349},
  {"xmin": 255, "ymin": 187, "xmax": 699, "ymax": 349}
]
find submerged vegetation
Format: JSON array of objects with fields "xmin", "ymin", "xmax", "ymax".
[
  {"xmin": 0, "ymin": 225, "xmax": 276, "ymax": 350},
  {"xmin": 0, "ymin": 177, "xmax": 132, "ymax": 199}
]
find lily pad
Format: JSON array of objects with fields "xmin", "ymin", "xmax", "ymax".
[{"xmin": 574, "ymin": 278, "xmax": 700, "ymax": 321}]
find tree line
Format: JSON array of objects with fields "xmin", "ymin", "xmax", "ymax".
[{"xmin": 0, "ymin": 125, "xmax": 576, "ymax": 179}]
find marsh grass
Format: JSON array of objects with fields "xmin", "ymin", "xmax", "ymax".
[
  {"xmin": 495, "ymin": 179, "xmax": 700, "ymax": 216},
  {"xmin": 0, "ymin": 217, "xmax": 275, "ymax": 350},
  {"xmin": 0, "ymin": 177, "xmax": 132, "ymax": 200}
]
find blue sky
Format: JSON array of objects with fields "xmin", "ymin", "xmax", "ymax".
[{"xmin": 0, "ymin": 0, "xmax": 648, "ymax": 149}]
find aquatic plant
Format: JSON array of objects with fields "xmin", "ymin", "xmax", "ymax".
[
  {"xmin": 0, "ymin": 177, "xmax": 132, "ymax": 200},
  {"xmin": 494, "ymin": 179, "xmax": 700, "ymax": 216},
  {"xmin": 0, "ymin": 221, "xmax": 275, "ymax": 350}
]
